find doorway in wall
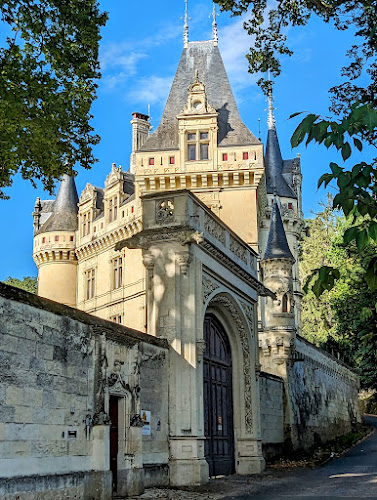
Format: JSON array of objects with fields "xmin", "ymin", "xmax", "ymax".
[
  {"xmin": 203, "ymin": 314, "xmax": 235, "ymax": 476},
  {"xmin": 109, "ymin": 396, "xmax": 119, "ymax": 492}
]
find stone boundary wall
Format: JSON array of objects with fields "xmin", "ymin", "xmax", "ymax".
[
  {"xmin": 0, "ymin": 283, "xmax": 168, "ymax": 499},
  {"xmin": 259, "ymin": 372, "xmax": 284, "ymax": 458},
  {"xmin": 287, "ymin": 335, "xmax": 360, "ymax": 449}
]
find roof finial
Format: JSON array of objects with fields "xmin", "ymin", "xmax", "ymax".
[
  {"xmin": 212, "ymin": 3, "xmax": 218, "ymax": 46},
  {"xmin": 267, "ymin": 87, "xmax": 275, "ymax": 131},
  {"xmin": 184, "ymin": 0, "xmax": 189, "ymax": 48}
]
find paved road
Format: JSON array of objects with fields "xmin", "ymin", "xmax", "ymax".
[{"xmin": 224, "ymin": 415, "xmax": 377, "ymax": 500}]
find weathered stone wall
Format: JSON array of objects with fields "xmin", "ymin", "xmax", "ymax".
[
  {"xmin": 140, "ymin": 342, "xmax": 170, "ymax": 487},
  {"xmin": 287, "ymin": 336, "xmax": 361, "ymax": 449},
  {"xmin": 0, "ymin": 283, "xmax": 168, "ymax": 499},
  {"xmin": 259, "ymin": 372, "xmax": 284, "ymax": 458}
]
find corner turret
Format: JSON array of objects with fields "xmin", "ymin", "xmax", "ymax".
[
  {"xmin": 259, "ymin": 199, "xmax": 296, "ymax": 374},
  {"xmin": 33, "ymin": 175, "xmax": 79, "ymax": 308}
]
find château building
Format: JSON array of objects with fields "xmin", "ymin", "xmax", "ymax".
[{"xmin": 25, "ymin": 7, "xmax": 359, "ymax": 496}]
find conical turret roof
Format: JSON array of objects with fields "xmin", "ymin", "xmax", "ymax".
[
  {"xmin": 263, "ymin": 199, "xmax": 295, "ymax": 262},
  {"xmin": 265, "ymin": 90, "xmax": 297, "ymax": 199},
  {"xmin": 140, "ymin": 41, "xmax": 260, "ymax": 151},
  {"xmin": 36, "ymin": 175, "xmax": 79, "ymax": 234}
]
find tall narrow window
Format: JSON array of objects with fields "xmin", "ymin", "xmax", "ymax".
[
  {"xmin": 243, "ymin": 152, "xmax": 249, "ymax": 160},
  {"xmin": 282, "ymin": 294, "xmax": 289, "ymax": 313},
  {"xmin": 82, "ymin": 214, "xmax": 87, "ymax": 236},
  {"xmin": 113, "ymin": 257, "xmax": 123, "ymax": 289},
  {"xmin": 108, "ymin": 197, "xmax": 118, "ymax": 223},
  {"xmin": 85, "ymin": 269, "xmax": 95, "ymax": 300},
  {"xmin": 200, "ymin": 132, "xmax": 209, "ymax": 160},
  {"xmin": 114, "ymin": 197, "xmax": 118, "ymax": 220},
  {"xmin": 109, "ymin": 199, "xmax": 113, "ymax": 223}
]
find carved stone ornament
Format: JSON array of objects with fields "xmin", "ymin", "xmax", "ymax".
[
  {"xmin": 156, "ymin": 199, "xmax": 175, "ymax": 224},
  {"xmin": 176, "ymin": 252, "xmax": 192, "ymax": 275},
  {"xmin": 204, "ymin": 212, "xmax": 226, "ymax": 245},
  {"xmin": 210, "ymin": 294, "xmax": 254, "ymax": 433},
  {"xmin": 202, "ymin": 276, "xmax": 220, "ymax": 304},
  {"xmin": 196, "ymin": 339, "xmax": 207, "ymax": 362},
  {"xmin": 240, "ymin": 301, "xmax": 254, "ymax": 335}
]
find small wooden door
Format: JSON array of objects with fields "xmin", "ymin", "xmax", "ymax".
[
  {"xmin": 109, "ymin": 396, "xmax": 119, "ymax": 492},
  {"xmin": 203, "ymin": 314, "xmax": 235, "ymax": 476}
]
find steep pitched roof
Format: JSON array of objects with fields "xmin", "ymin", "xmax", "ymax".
[
  {"xmin": 265, "ymin": 128, "xmax": 297, "ymax": 199},
  {"xmin": 263, "ymin": 199, "xmax": 295, "ymax": 262},
  {"xmin": 36, "ymin": 175, "xmax": 79, "ymax": 234},
  {"xmin": 140, "ymin": 41, "xmax": 260, "ymax": 151}
]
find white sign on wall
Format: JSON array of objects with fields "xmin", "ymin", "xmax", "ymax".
[{"xmin": 141, "ymin": 410, "xmax": 151, "ymax": 436}]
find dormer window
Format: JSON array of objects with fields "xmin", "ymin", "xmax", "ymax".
[
  {"xmin": 108, "ymin": 196, "xmax": 118, "ymax": 223},
  {"xmin": 82, "ymin": 212, "xmax": 91, "ymax": 236},
  {"xmin": 187, "ymin": 131, "xmax": 209, "ymax": 161}
]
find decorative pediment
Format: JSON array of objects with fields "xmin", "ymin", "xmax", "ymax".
[
  {"xmin": 105, "ymin": 163, "xmax": 123, "ymax": 189},
  {"xmin": 179, "ymin": 70, "xmax": 217, "ymax": 116},
  {"xmin": 79, "ymin": 183, "xmax": 96, "ymax": 204}
]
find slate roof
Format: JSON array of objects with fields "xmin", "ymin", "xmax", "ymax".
[
  {"xmin": 265, "ymin": 128, "xmax": 297, "ymax": 199},
  {"xmin": 36, "ymin": 175, "xmax": 79, "ymax": 234},
  {"xmin": 140, "ymin": 41, "xmax": 260, "ymax": 151},
  {"xmin": 263, "ymin": 199, "xmax": 295, "ymax": 262}
]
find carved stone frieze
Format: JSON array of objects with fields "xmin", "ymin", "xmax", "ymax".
[
  {"xmin": 229, "ymin": 235, "xmax": 248, "ymax": 264},
  {"xmin": 204, "ymin": 212, "xmax": 226, "ymax": 245},
  {"xmin": 200, "ymin": 241, "xmax": 274, "ymax": 298},
  {"xmin": 210, "ymin": 294, "xmax": 253, "ymax": 433},
  {"xmin": 202, "ymin": 276, "xmax": 220, "ymax": 303}
]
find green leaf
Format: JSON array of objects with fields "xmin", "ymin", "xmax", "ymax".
[
  {"xmin": 365, "ymin": 258, "xmax": 377, "ymax": 290},
  {"xmin": 329, "ymin": 162, "xmax": 343, "ymax": 177},
  {"xmin": 341, "ymin": 142, "xmax": 351, "ymax": 161},
  {"xmin": 353, "ymin": 137, "xmax": 363, "ymax": 151},
  {"xmin": 289, "ymin": 111, "xmax": 305, "ymax": 119},
  {"xmin": 317, "ymin": 173, "xmax": 333, "ymax": 189},
  {"xmin": 356, "ymin": 229, "xmax": 369, "ymax": 252},
  {"xmin": 343, "ymin": 226, "xmax": 359, "ymax": 244}
]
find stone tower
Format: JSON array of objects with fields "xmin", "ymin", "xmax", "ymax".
[
  {"xmin": 33, "ymin": 175, "xmax": 79, "ymax": 308},
  {"xmin": 259, "ymin": 198, "xmax": 296, "ymax": 377}
]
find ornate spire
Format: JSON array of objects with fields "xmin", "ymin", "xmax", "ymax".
[
  {"xmin": 212, "ymin": 3, "xmax": 218, "ymax": 46},
  {"xmin": 267, "ymin": 87, "xmax": 275, "ymax": 131},
  {"xmin": 184, "ymin": 0, "xmax": 189, "ymax": 48},
  {"xmin": 262, "ymin": 199, "xmax": 295, "ymax": 262}
]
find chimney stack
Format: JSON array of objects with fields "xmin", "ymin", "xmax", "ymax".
[{"xmin": 130, "ymin": 112, "xmax": 151, "ymax": 174}]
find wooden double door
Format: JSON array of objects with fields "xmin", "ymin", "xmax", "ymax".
[{"xmin": 203, "ymin": 314, "xmax": 235, "ymax": 476}]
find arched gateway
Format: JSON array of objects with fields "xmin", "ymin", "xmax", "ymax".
[{"xmin": 203, "ymin": 314, "xmax": 235, "ymax": 476}]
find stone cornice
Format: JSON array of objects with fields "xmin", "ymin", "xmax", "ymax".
[{"xmin": 76, "ymin": 218, "xmax": 142, "ymax": 260}]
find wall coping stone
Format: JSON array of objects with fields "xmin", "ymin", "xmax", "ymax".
[{"xmin": 0, "ymin": 282, "xmax": 168, "ymax": 350}]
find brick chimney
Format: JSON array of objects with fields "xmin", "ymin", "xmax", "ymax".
[{"xmin": 130, "ymin": 112, "xmax": 151, "ymax": 174}]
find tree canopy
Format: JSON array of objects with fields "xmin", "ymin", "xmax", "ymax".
[
  {"xmin": 215, "ymin": 0, "xmax": 377, "ymax": 295},
  {"xmin": 300, "ymin": 201, "xmax": 377, "ymax": 390},
  {"xmin": 0, "ymin": 0, "xmax": 107, "ymax": 199},
  {"xmin": 2, "ymin": 276, "xmax": 38, "ymax": 294}
]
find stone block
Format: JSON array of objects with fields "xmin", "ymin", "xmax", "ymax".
[
  {"xmin": 36, "ymin": 343, "xmax": 54, "ymax": 361},
  {"xmin": 14, "ymin": 406, "xmax": 34, "ymax": 424},
  {"xmin": 23, "ymin": 388, "xmax": 43, "ymax": 407},
  {"xmin": 6, "ymin": 386, "xmax": 23, "ymax": 406},
  {"xmin": 0, "ymin": 405, "xmax": 15, "ymax": 422},
  {"xmin": 30, "ymin": 440, "xmax": 68, "ymax": 458},
  {"xmin": 0, "ymin": 440, "xmax": 30, "ymax": 458}
]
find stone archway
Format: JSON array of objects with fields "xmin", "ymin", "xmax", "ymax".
[{"xmin": 203, "ymin": 313, "xmax": 235, "ymax": 476}]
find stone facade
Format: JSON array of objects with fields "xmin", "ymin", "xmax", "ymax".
[{"xmin": 0, "ymin": 283, "xmax": 167, "ymax": 499}]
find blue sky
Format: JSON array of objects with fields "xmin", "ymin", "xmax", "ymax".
[{"xmin": 0, "ymin": 0, "xmax": 372, "ymax": 280}]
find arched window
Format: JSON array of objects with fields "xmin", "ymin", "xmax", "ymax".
[{"xmin": 282, "ymin": 294, "xmax": 289, "ymax": 313}]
